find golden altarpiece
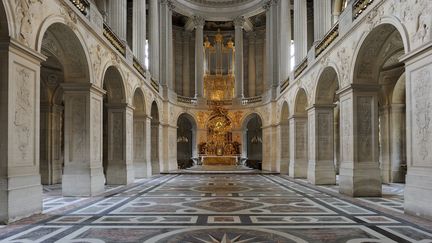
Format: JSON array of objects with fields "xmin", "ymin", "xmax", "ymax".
[{"xmin": 197, "ymin": 31, "xmax": 241, "ymax": 166}]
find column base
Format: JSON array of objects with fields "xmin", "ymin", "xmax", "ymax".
[
  {"xmin": 307, "ymin": 160, "xmax": 336, "ymax": 185},
  {"xmin": 0, "ymin": 175, "xmax": 42, "ymax": 224},
  {"xmin": 289, "ymin": 159, "xmax": 308, "ymax": 178},
  {"xmin": 339, "ymin": 162, "xmax": 382, "ymax": 197},
  {"xmin": 63, "ymin": 165, "xmax": 105, "ymax": 197},
  {"xmin": 391, "ymin": 169, "xmax": 406, "ymax": 183},
  {"xmin": 106, "ymin": 162, "xmax": 134, "ymax": 185},
  {"xmin": 134, "ymin": 161, "xmax": 151, "ymax": 178},
  {"xmin": 405, "ymin": 170, "xmax": 432, "ymax": 220}
]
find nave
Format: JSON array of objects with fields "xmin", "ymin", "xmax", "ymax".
[{"xmin": 0, "ymin": 174, "xmax": 431, "ymax": 242}]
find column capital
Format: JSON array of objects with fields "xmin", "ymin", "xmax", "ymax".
[
  {"xmin": 159, "ymin": 0, "xmax": 175, "ymax": 10},
  {"xmin": 233, "ymin": 16, "xmax": 246, "ymax": 28},
  {"xmin": 263, "ymin": 0, "xmax": 278, "ymax": 11},
  {"xmin": 192, "ymin": 15, "xmax": 205, "ymax": 28}
]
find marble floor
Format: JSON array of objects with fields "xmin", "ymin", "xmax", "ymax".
[{"xmin": 1, "ymin": 174, "xmax": 432, "ymax": 242}]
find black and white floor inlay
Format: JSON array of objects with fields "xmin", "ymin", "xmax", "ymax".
[{"xmin": 0, "ymin": 174, "xmax": 431, "ymax": 242}]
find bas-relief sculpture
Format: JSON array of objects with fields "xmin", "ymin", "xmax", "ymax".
[
  {"xmin": 317, "ymin": 112, "xmax": 332, "ymax": 160},
  {"xmin": 111, "ymin": 112, "xmax": 123, "ymax": 161},
  {"xmin": 341, "ymin": 99, "xmax": 352, "ymax": 162},
  {"xmin": 71, "ymin": 96, "xmax": 86, "ymax": 162},
  {"xmin": 357, "ymin": 96, "xmax": 373, "ymax": 162},
  {"xmin": 91, "ymin": 98, "xmax": 101, "ymax": 162},
  {"xmin": 413, "ymin": 68, "xmax": 431, "ymax": 165},
  {"xmin": 14, "ymin": 66, "xmax": 34, "ymax": 163}
]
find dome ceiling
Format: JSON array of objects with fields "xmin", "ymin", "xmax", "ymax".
[{"xmin": 173, "ymin": 0, "xmax": 267, "ymax": 21}]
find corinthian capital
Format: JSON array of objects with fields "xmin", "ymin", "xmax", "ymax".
[
  {"xmin": 262, "ymin": 0, "xmax": 278, "ymax": 11},
  {"xmin": 192, "ymin": 16, "xmax": 205, "ymax": 28},
  {"xmin": 233, "ymin": 16, "xmax": 246, "ymax": 28},
  {"xmin": 159, "ymin": 0, "xmax": 175, "ymax": 10}
]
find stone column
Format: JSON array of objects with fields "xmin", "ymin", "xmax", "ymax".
[
  {"xmin": 403, "ymin": 45, "xmax": 432, "ymax": 219},
  {"xmin": 62, "ymin": 84, "xmax": 106, "ymax": 197},
  {"xmin": 313, "ymin": 0, "xmax": 332, "ymax": 41},
  {"xmin": 161, "ymin": 124, "xmax": 177, "ymax": 171},
  {"xmin": 159, "ymin": 0, "xmax": 174, "ymax": 90},
  {"xmin": 280, "ymin": 0, "xmax": 292, "ymax": 81},
  {"xmin": 333, "ymin": 0, "xmax": 343, "ymax": 21},
  {"xmin": 379, "ymin": 105, "xmax": 391, "ymax": 183},
  {"xmin": 389, "ymin": 104, "xmax": 406, "ymax": 183},
  {"xmin": 105, "ymin": 103, "xmax": 134, "ymax": 185},
  {"xmin": 149, "ymin": 0, "xmax": 160, "ymax": 81},
  {"xmin": 307, "ymin": 105, "xmax": 336, "ymax": 185},
  {"xmin": 248, "ymin": 33, "xmax": 256, "ymax": 97},
  {"xmin": 280, "ymin": 120, "xmax": 290, "ymax": 174},
  {"xmin": 107, "ymin": 0, "xmax": 127, "ymax": 40},
  {"xmin": 0, "ymin": 42, "xmax": 44, "ymax": 223},
  {"xmin": 132, "ymin": 0, "xmax": 146, "ymax": 64},
  {"xmin": 264, "ymin": 0, "xmax": 279, "ymax": 91},
  {"xmin": 40, "ymin": 103, "xmax": 64, "ymax": 185},
  {"xmin": 193, "ymin": 16, "xmax": 205, "ymax": 98},
  {"xmin": 294, "ymin": 0, "xmax": 307, "ymax": 65},
  {"xmin": 234, "ymin": 16, "xmax": 245, "ymax": 99},
  {"xmin": 182, "ymin": 31, "xmax": 191, "ymax": 97},
  {"xmin": 289, "ymin": 116, "xmax": 308, "ymax": 178},
  {"xmin": 134, "ymin": 115, "xmax": 151, "ymax": 178},
  {"xmin": 338, "ymin": 85, "xmax": 381, "ymax": 197},
  {"xmin": 150, "ymin": 120, "xmax": 160, "ymax": 175},
  {"xmin": 261, "ymin": 125, "xmax": 273, "ymax": 171}
]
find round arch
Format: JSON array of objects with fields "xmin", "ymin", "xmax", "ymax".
[
  {"xmin": 280, "ymin": 101, "xmax": 290, "ymax": 174},
  {"xmin": 102, "ymin": 66, "xmax": 127, "ymax": 103},
  {"xmin": 36, "ymin": 20, "xmax": 92, "ymax": 83},
  {"xmin": 294, "ymin": 88, "xmax": 308, "ymax": 116},
  {"xmin": 150, "ymin": 101, "xmax": 160, "ymax": 175},
  {"xmin": 176, "ymin": 113, "xmax": 198, "ymax": 169},
  {"xmin": 132, "ymin": 87, "xmax": 149, "ymax": 178},
  {"xmin": 314, "ymin": 66, "xmax": 340, "ymax": 105},
  {"xmin": 352, "ymin": 23, "xmax": 407, "ymax": 85},
  {"xmin": 242, "ymin": 113, "xmax": 263, "ymax": 170}
]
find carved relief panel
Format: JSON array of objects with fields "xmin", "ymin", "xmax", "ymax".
[
  {"xmin": 317, "ymin": 111, "xmax": 333, "ymax": 161},
  {"xmin": 411, "ymin": 67, "xmax": 432, "ymax": 166},
  {"xmin": 13, "ymin": 65, "xmax": 36, "ymax": 166},
  {"xmin": 357, "ymin": 96, "xmax": 374, "ymax": 162}
]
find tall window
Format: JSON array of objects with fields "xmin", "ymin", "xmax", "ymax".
[
  {"xmin": 290, "ymin": 40, "xmax": 295, "ymax": 71},
  {"xmin": 145, "ymin": 39, "xmax": 149, "ymax": 69}
]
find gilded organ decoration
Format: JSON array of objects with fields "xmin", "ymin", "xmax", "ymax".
[
  {"xmin": 203, "ymin": 30, "xmax": 235, "ymax": 101},
  {"xmin": 198, "ymin": 106, "xmax": 241, "ymax": 157}
]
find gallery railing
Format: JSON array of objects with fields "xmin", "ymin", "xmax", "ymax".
[
  {"xmin": 353, "ymin": 0, "xmax": 375, "ymax": 20},
  {"xmin": 177, "ymin": 95, "xmax": 197, "ymax": 105},
  {"xmin": 294, "ymin": 57, "xmax": 308, "ymax": 79},
  {"xmin": 242, "ymin": 96, "xmax": 263, "ymax": 105},
  {"xmin": 315, "ymin": 22, "xmax": 339, "ymax": 58},
  {"xmin": 69, "ymin": 0, "xmax": 90, "ymax": 15}
]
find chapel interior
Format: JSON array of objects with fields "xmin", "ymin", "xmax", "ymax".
[{"xmin": 1, "ymin": 0, "xmax": 432, "ymax": 242}]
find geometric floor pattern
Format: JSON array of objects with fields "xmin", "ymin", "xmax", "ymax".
[{"xmin": 1, "ymin": 174, "xmax": 432, "ymax": 242}]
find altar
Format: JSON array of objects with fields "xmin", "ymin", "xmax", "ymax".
[{"xmin": 200, "ymin": 156, "xmax": 239, "ymax": 166}]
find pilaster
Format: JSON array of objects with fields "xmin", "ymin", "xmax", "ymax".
[
  {"xmin": 105, "ymin": 103, "xmax": 134, "ymax": 185},
  {"xmin": 62, "ymin": 83, "xmax": 106, "ymax": 197},
  {"xmin": 289, "ymin": 116, "xmax": 308, "ymax": 178},
  {"xmin": 0, "ymin": 40, "xmax": 45, "ymax": 223},
  {"xmin": 337, "ymin": 84, "xmax": 382, "ymax": 197},
  {"xmin": 307, "ymin": 105, "xmax": 336, "ymax": 185}
]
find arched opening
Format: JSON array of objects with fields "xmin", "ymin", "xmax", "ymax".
[
  {"xmin": 177, "ymin": 113, "xmax": 197, "ymax": 169},
  {"xmin": 150, "ymin": 101, "xmax": 160, "ymax": 175},
  {"xmin": 345, "ymin": 23, "xmax": 406, "ymax": 196},
  {"xmin": 309, "ymin": 67, "xmax": 340, "ymax": 185},
  {"xmin": 133, "ymin": 88, "xmax": 149, "ymax": 178},
  {"xmin": 39, "ymin": 23, "xmax": 90, "ymax": 190},
  {"xmin": 290, "ymin": 88, "xmax": 308, "ymax": 178},
  {"xmin": 102, "ymin": 66, "xmax": 130, "ymax": 185},
  {"xmin": 243, "ymin": 114, "xmax": 263, "ymax": 170},
  {"xmin": 280, "ymin": 102, "xmax": 290, "ymax": 174}
]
